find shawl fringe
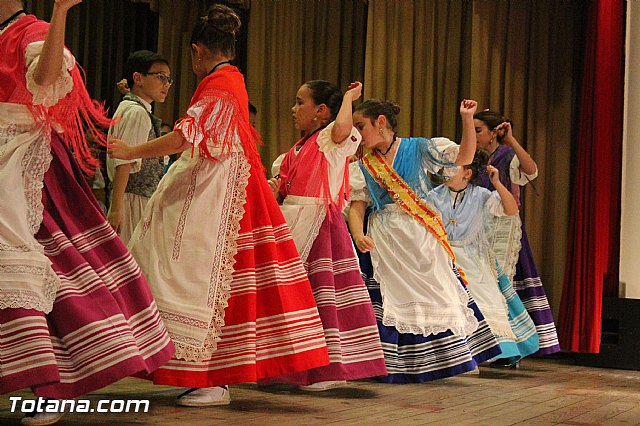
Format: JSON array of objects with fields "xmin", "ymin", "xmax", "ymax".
[
  {"xmin": 29, "ymin": 65, "xmax": 111, "ymax": 176},
  {"xmin": 175, "ymin": 70, "xmax": 263, "ymax": 174}
]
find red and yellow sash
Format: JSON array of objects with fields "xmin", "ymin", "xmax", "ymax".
[{"xmin": 362, "ymin": 150, "xmax": 456, "ymax": 262}]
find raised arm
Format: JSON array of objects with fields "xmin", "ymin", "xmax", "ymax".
[
  {"xmin": 488, "ymin": 165, "xmax": 519, "ymax": 216},
  {"xmin": 496, "ymin": 121, "xmax": 537, "ymax": 175},
  {"xmin": 108, "ymin": 131, "xmax": 189, "ymax": 160},
  {"xmin": 331, "ymin": 81, "xmax": 362, "ymax": 143},
  {"xmin": 456, "ymin": 99, "xmax": 478, "ymax": 166},
  {"xmin": 33, "ymin": 0, "xmax": 82, "ymax": 87}
]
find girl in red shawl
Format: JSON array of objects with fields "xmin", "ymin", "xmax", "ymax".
[
  {"xmin": 108, "ymin": 4, "xmax": 329, "ymax": 407},
  {"xmin": 0, "ymin": 0, "xmax": 174, "ymax": 424}
]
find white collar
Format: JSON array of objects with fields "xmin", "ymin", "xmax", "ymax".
[{"xmin": 136, "ymin": 96, "xmax": 153, "ymax": 113}]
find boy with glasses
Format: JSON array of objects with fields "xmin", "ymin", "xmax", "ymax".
[{"xmin": 107, "ymin": 50, "xmax": 172, "ymax": 243}]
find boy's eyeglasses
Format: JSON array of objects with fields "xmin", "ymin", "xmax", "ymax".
[{"xmin": 143, "ymin": 72, "xmax": 174, "ymax": 86}]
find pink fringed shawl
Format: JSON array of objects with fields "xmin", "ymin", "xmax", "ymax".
[
  {"xmin": 278, "ymin": 130, "xmax": 351, "ymax": 212},
  {"xmin": 0, "ymin": 14, "xmax": 110, "ymax": 175}
]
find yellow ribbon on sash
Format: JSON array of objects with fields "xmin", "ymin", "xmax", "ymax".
[{"xmin": 362, "ymin": 150, "xmax": 456, "ymax": 263}]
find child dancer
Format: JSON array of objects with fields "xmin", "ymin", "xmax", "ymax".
[
  {"xmin": 270, "ymin": 80, "xmax": 387, "ymax": 391},
  {"xmin": 348, "ymin": 99, "xmax": 501, "ymax": 383},
  {"xmin": 474, "ymin": 111, "xmax": 560, "ymax": 356},
  {"xmin": 428, "ymin": 150, "xmax": 539, "ymax": 366},
  {"xmin": 107, "ymin": 50, "xmax": 171, "ymax": 243},
  {"xmin": 0, "ymin": 1, "xmax": 174, "ymax": 424},
  {"xmin": 108, "ymin": 4, "xmax": 329, "ymax": 406}
]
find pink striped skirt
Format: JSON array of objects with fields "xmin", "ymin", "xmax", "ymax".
[
  {"xmin": 267, "ymin": 205, "xmax": 387, "ymax": 385},
  {"xmin": 0, "ymin": 134, "xmax": 174, "ymax": 399}
]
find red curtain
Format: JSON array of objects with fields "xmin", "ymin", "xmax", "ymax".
[{"xmin": 558, "ymin": 0, "xmax": 624, "ymax": 353}]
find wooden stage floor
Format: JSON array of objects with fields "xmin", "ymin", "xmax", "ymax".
[{"xmin": 2, "ymin": 357, "xmax": 640, "ymax": 425}]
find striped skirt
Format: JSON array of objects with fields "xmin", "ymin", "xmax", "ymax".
[
  {"xmin": 493, "ymin": 262, "xmax": 540, "ymax": 361},
  {"xmin": 365, "ymin": 267, "xmax": 501, "ymax": 384},
  {"xmin": 513, "ymin": 228, "xmax": 560, "ymax": 355},
  {"xmin": 0, "ymin": 134, "xmax": 174, "ymax": 399},
  {"xmin": 354, "ymin": 226, "xmax": 501, "ymax": 384},
  {"xmin": 267, "ymin": 206, "xmax": 387, "ymax": 385},
  {"xmin": 147, "ymin": 169, "xmax": 331, "ymax": 388}
]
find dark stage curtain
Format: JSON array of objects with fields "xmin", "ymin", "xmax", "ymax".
[
  {"xmin": 559, "ymin": 0, "xmax": 624, "ymax": 353},
  {"xmin": 25, "ymin": 0, "xmax": 159, "ymax": 117}
]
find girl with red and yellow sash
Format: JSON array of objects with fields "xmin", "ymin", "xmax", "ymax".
[{"xmin": 348, "ymin": 99, "xmax": 501, "ymax": 383}]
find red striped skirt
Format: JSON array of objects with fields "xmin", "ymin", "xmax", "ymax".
[{"xmin": 148, "ymin": 168, "xmax": 330, "ymax": 388}]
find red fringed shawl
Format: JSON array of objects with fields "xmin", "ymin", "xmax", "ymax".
[
  {"xmin": 0, "ymin": 14, "xmax": 110, "ymax": 175},
  {"xmin": 174, "ymin": 66, "xmax": 263, "ymax": 172}
]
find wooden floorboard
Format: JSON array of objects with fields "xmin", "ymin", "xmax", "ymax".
[{"xmin": 2, "ymin": 357, "xmax": 640, "ymax": 425}]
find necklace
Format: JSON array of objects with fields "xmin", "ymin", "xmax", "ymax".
[
  {"xmin": 450, "ymin": 186, "xmax": 466, "ymax": 210},
  {"xmin": 379, "ymin": 136, "xmax": 396, "ymax": 156},
  {"xmin": 489, "ymin": 144, "xmax": 500, "ymax": 158},
  {"xmin": 297, "ymin": 125, "xmax": 325, "ymax": 149},
  {"xmin": 207, "ymin": 60, "xmax": 232, "ymax": 76},
  {"xmin": 0, "ymin": 9, "xmax": 24, "ymax": 31}
]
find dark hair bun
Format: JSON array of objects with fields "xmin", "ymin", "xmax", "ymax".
[
  {"xmin": 206, "ymin": 4, "xmax": 241, "ymax": 36},
  {"xmin": 378, "ymin": 100, "xmax": 401, "ymax": 116},
  {"xmin": 465, "ymin": 149, "xmax": 490, "ymax": 185},
  {"xmin": 473, "ymin": 149, "xmax": 490, "ymax": 168}
]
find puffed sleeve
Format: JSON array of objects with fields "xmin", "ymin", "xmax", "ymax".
[
  {"xmin": 317, "ymin": 121, "xmax": 361, "ymax": 157},
  {"xmin": 271, "ymin": 153, "xmax": 286, "ymax": 177},
  {"xmin": 349, "ymin": 161, "xmax": 371, "ymax": 204},
  {"xmin": 430, "ymin": 137, "xmax": 459, "ymax": 164},
  {"xmin": 509, "ymin": 155, "xmax": 538, "ymax": 186},
  {"xmin": 175, "ymin": 95, "xmax": 239, "ymax": 155},
  {"xmin": 421, "ymin": 137, "xmax": 460, "ymax": 174},
  {"xmin": 176, "ymin": 100, "xmax": 212, "ymax": 146},
  {"xmin": 107, "ymin": 103, "xmax": 153, "ymax": 177},
  {"xmin": 24, "ymin": 41, "xmax": 75, "ymax": 108},
  {"xmin": 483, "ymin": 189, "xmax": 509, "ymax": 217}
]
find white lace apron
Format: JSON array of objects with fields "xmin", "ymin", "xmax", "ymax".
[{"xmin": 0, "ymin": 103, "xmax": 60, "ymax": 313}]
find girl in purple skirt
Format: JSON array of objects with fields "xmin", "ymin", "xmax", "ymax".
[{"xmin": 473, "ymin": 110, "xmax": 560, "ymax": 356}]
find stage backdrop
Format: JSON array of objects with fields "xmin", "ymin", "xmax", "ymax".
[{"xmin": 620, "ymin": 0, "xmax": 640, "ymax": 300}]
